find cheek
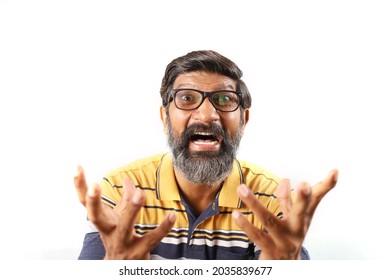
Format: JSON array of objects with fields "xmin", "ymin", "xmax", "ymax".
[
  {"xmin": 221, "ymin": 114, "xmax": 242, "ymax": 134},
  {"xmin": 168, "ymin": 106, "xmax": 192, "ymax": 134}
]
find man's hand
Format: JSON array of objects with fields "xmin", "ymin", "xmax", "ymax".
[
  {"xmin": 233, "ymin": 169, "xmax": 338, "ymax": 260},
  {"xmin": 74, "ymin": 166, "xmax": 177, "ymax": 260}
]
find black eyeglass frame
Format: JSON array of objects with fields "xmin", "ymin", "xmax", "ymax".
[{"xmin": 169, "ymin": 88, "xmax": 243, "ymax": 112}]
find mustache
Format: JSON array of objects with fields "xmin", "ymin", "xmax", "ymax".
[{"xmin": 181, "ymin": 123, "xmax": 226, "ymax": 143}]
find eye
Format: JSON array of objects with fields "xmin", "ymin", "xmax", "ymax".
[
  {"xmin": 180, "ymin": 94, "xmax": 195, "ymax": 102},
  {"xmin": 174, "ymin": 89, "xmax": 202, "ymax": 109},
  {"xmin": 213, "ymin": 92, "xmax": 234, "ymax": 106},
  {"xmin": 177, "ymin": 90, "xmax": 198, "ymax": 103},
  {"xmin": 219, "ymin": 95, "xmax": 231, "ymax": 104}
]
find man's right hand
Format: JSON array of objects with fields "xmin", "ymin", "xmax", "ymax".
[{"xmin": 73, "ymin": 166, "xmax": 177, "ymax": 259}]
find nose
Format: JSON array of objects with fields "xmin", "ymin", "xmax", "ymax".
[{"xmin": 192, "ymin": 97, "xmax": 220, "ymax": 123}]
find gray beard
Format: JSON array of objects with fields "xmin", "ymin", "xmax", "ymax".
[{"xmin": 167, "ymin": 118, "xmax": 243, "ymax": 187}]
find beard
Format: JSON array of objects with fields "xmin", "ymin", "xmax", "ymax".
[{"xmin": 166, "ymin": 117, "xmax": 243, "ymax": 187}]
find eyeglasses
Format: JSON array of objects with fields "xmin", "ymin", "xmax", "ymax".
[{"xmin": 170, "ymin": 88, "xmax": 242, "ymax": 112}]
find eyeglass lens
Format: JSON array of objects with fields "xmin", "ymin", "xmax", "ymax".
[{"xmin": 175, "ymin": 89, "xmax": 239, "ymax": 112}]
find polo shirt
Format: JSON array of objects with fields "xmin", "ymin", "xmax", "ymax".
[{"xmin": 78, "ymin": 153, "xmax": 310, "ymax": 260}]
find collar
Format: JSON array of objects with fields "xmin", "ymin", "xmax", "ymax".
[{"xmin": 156, "ymin": 153, "xmax": 244, "ymax": 208}]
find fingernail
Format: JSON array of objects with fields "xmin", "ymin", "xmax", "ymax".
[
  {"xmin": 302, "ymin": 183, "xmax": 311, "ymax": 196},
  {"xmin": 123, "ymin": 177, "xmax": 130, "ymax": 188},
  {"xmin": 168, "ymin": 211, "xmax": 176, "ymax": 223},
  {"xmin": 88, "ymin": 184, "xmax": 97, "ymax": 197},
  {"xmin": 232, "ymin": 211, "xmax": 241, "ymax": 220},
  {"xmin": 332, "ymin": 169, "xmax": 339, "ymax": 182},
  {"xmin": 132, "ymin": 189, "xmax": 143, "ymax": 205},
  {"xmin": 237, "ymin": 184, "xmax": 249, "ymax": 197},
  {"xmin": 75, "ymin": 165, "xmax": 81, "ymax": 177}
]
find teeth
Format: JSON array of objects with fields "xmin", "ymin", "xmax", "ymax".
[
  {"xmin": 191, "ymin": 131, "xmax": 219, "ymax": 145},
  {"xmin": 193, "ymin": 140, "xmax": 218, "ymax": 145}
]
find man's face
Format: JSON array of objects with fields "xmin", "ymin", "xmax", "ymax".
[{"xmin": 161, "ymin": 71, "xmax": 250, "ymax": 186}]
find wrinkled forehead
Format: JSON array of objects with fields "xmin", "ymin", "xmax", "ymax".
[{"xmin": 173, "ymin": 71, "xmax": 237, "ymax": 91}]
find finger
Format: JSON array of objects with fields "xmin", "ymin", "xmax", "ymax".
[
  {"xmin": 117, "ymin": 187, "xmax": 146, "ymax": 244},
  {"xmin": 309, "ymin": 169, "xmax": 338, "ymax": 216},
  {"xmin": 122, "ymin": 178, "xmax": 134, "ymax": 202},
  {"xmin": 288, "ymin": 182, "xmax": 312, "ymax": 234},
  {"xmin": 143, "ymin": 211, "xmax": 177, "ymax": 249},
  {"xmin": 237, "ymin": 184, "xmax": 282, "ymax": 234},
  {"xmin": 115, "ymin": 178, "xmax": 136, "ymax": 214},
  {"xmin": 232, "ymin": 210, "xmax": 272, "ymax": 248},
  {"xmin": 86, "ymin": 183, "xmax": 116, "ymax": 233},
  {"xmin": 73, "ymin": 165, "xmax": 88, "ymax": 206},
  {"xmin": 275, "ymin": 179, "xmax": 293, "ymax": 217}
]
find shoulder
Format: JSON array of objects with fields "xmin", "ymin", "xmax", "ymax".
[
  {"xmin": 103, "ymin": 153, "xmax": 166, "ymax": 186},
  {"xmin": 99, "ymin": 153, "xmax": 167, "ymax": 207},
  {"xmin": 237, "ymin": 159, "xmax": 281, "ymax": 191},
  {"xmin": 236, "ymin": 159, "xmax": 282, "ymax": 218},
  {"xmin": 237, "ymin": 159, "xmax": 281, "ymax": 183}
]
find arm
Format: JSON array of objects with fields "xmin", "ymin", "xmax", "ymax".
[
  {"xmin": 74, "ymin": 166, "xmax": 177, "ymax": 259},
  {"xmin": 233, "ymin": 169, "xmax": 338, "ymax": 260}
]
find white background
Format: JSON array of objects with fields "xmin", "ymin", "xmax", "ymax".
[{"xmin": 0, "ymin": 0, "xmax": 389, "ymax": 260}]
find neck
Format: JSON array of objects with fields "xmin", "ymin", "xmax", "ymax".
[{"xmin": 174, "ymin": 169, "xmax": 222, "ymax": 216}]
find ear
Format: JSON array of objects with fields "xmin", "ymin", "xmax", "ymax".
[
  {"xmin": 241, "ymin": 108, "xmax": 250, "ymax": 135},
  {"xmin": 160, "ymin": 105, "xmax": 168, "ymax": 134}
]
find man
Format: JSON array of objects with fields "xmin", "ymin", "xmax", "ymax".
[{"xmin": 74, "ymin": 50, "xmax": 338, "ymax": 260}]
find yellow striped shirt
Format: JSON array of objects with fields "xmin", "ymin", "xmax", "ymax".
[{"xmin": 96, "ymin": 153, "xmax": 282, "ymax": 260}]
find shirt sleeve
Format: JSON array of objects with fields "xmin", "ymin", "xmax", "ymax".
[
  {"xmin": 254, "ymin": 246, "xmax": 310, "ymax": 260},
  {"xmin": 78, "ymin": 232, "xmax": 106, "ymax": 260}
]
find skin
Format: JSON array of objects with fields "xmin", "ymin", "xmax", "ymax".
[
  {"xmin": 160, "ymin": 71, "xmax": 250, "ymax": 214},
  {"xmin": 233, "ymin": 171, "xmax": 338, "ymax": 259},
  {"xmin": 74, "ymin": 169, "xmax": 177, "ymax": 260},
  {"xmin": 73, "ymin": 71, "xmax": 338, "ymax": 260}
]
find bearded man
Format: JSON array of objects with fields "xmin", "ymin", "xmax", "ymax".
[{"xmin": 74, "ymin": 50, "xmax": 338, "ymax": 260}]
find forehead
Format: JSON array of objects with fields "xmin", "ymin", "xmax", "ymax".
[{"xmin": 173, "ymin": 71, "xmax": 236, "ymax": 90}]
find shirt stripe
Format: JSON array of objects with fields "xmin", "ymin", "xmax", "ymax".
[{"xmin": 79, "ymin": 153, "xmax": 291, "ymax": 260}]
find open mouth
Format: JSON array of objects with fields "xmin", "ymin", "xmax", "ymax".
[{"xmin": 190, "ymin": 131, "xmax": 221, "ymax": 145}]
